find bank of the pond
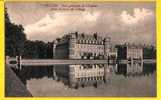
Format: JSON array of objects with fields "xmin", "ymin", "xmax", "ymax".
[{"xmin": 5, "ymin": 66, "xmax": 32, "ymax": 97}]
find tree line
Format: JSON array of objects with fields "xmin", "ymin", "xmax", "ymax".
[{"xmin": 5, "ymin": 9, "xmax": 53, "ymax": 58}]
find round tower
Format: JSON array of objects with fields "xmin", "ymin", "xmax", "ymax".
[{"xmin": 69, "ymin": 33, "xmax": 76, "ymax": 59}]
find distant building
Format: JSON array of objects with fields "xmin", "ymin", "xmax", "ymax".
[
  {"xmin": 116, "ymin": 44, "xmax": 143, "ymax": 75},
  {"xmin": 53, "ymin": 32, "xmax": 111, "ymax": 88},
  {"xmin": 116, "ymin": 44, "xmax": 143, "ymax": 60}
]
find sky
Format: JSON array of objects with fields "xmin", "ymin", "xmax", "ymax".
[{"xmin": 6, "ymin": 2, "xmax": 156, "ymax": 45}]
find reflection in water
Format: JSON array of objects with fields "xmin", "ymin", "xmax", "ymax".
[
  {"xmin": 115, "ymin": 63, "xmax": 156, "ymax": 76},
  {"xmin": 11, "ymin": 63, "xmax": 156, "ymax": 85},
  {"xmin": 12, "ymin": 66, "xmax": 53, "ymax": 84},
  {"xmin": 143, "ymin": 63, "xmax": 156, "ymax": 75}
]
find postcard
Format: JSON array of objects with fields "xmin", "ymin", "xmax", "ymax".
[{"xmin": 3, "ymin": 0, "xmax": 158, "ymax": 98}]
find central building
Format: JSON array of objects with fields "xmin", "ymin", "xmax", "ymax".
[{"xmin": 53, "ymin": 32, "xmax": 112, "ymax": 88}]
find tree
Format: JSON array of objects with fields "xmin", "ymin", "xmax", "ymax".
[
  {"xmin": 143, "ymin": 45, "xmax": 156, "ymax": 59},
  {"xmin": 93, "ymin": 33, "xmax": 98, "ymax": 40},
  {"xmin": 23, "ymin": 40, "xmax": 49, "ymax": 59},
  {"xmin": 46, "ymin": 42, "xmax": 53, "ymax": 58},
  {"xmin": 5, "ymin": 8, "xmax": 27, "ymax": 57}
]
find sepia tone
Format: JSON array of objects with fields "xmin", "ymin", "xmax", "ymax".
[{"xmin": 5, "ymin": 2, "xmax": 156, "ymax": 97}]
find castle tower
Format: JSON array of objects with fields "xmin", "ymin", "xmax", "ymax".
[{"xmin": 69, "ymin": 33, "xmax": 76, "ymax": 59}]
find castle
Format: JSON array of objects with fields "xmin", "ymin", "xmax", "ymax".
[
  {"xmin": 53, "ymin": 32, "xmax": 113, "ymax": 88},
  {"xmin": 53, "ymin": 32, "xmax": 144, "ymax": 88}
]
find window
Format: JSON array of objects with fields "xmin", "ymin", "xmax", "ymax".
[
  {"xmin": 89, "ymin": 40, "xmax": 91, "ymax": 44},
  {"xmin": 93, "ymin": 41, "xmax": 95, "ymax": 44}
]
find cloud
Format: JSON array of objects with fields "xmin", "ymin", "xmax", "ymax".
[
  {"xmin": 24, "ymin": 8, "xmax": 155, "ymax": 45},
  {"xmin": 25, "ymin": 11, "xmax": 101, "ymax": 41},
  {"xmin": 120, "ymin": 8, "xmax": 153, "ymax": 25}
]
